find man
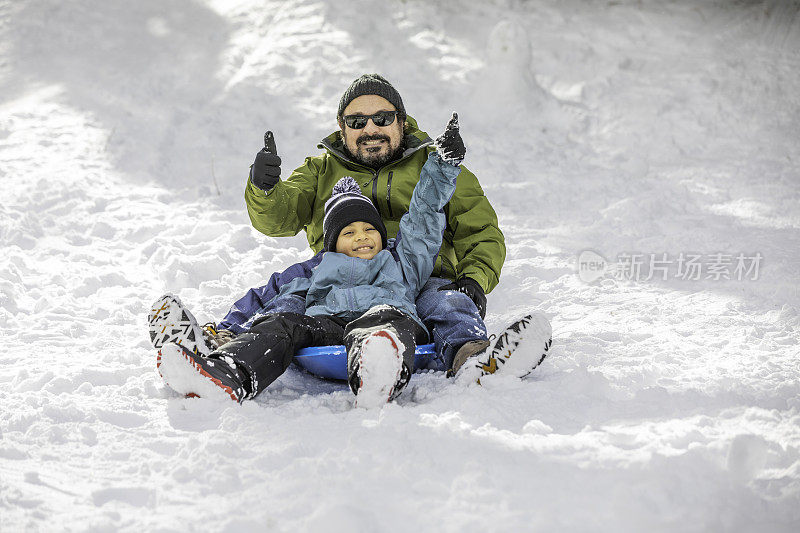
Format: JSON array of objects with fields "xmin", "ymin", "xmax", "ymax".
[{"xmin": 245, "ymin": 74, "xmax": 506, "ymax": 375}]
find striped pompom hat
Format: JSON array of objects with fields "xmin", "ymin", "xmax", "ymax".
[{"xmin": 323, "ymin": 176, "xmax": 388, "ymax": 252}]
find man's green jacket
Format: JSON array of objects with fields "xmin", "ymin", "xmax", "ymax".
[{"xmin": 245, "ymin": 116, "xmax": 505, "ymax": 293}]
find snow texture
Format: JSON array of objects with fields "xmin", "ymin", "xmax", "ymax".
[{"xmin": 1, "ymin": 0, "xmax": 799, "ymax": 531}]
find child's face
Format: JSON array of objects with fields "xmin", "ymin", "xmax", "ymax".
[{"xmin": 335, "ymin": 221, "xmax": 383, "ymax": 260}]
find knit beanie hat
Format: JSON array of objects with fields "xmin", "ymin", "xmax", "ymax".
[
  {"xmin": 337, "ymin": 74, "xmax": 406, "ymax": 120},
  {"xmin": 323, "ymin": 177, "xmax": 388, "ymax": 252}
]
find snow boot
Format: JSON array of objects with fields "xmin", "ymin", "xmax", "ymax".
[
  {"xmin": 352, "ymin": 329, "xmax": 410, "ymax": 409},
  {"xmin": 447, "ymin": 339, "xmax": 491, "ymax": 377},
  {"xmin": 200, "ymin": 322, "xmax": 237, "ymax": 349},
  {"xmin": 458, "ymin": 313, "xmax": 552, "ymax": 383},
  {"xmin": 148, "ymin": 294, "xmax": 216, "ymax": 357},
  {"xmin": 157, "ymin": 342, "xmax": 248, "ymax": 402}
]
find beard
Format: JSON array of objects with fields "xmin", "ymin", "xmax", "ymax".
[{"xmin": 344, "ymin": 132, "xmax": 406, "ymax": 169}]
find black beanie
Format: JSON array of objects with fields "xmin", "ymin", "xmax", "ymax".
[
  {"xmin": 323, "ymin": 177, "xmax": 388, "ymax": 252},
  {"xmin": 337, "ymin": 74, "xmax": 406, "ymax": 119}
]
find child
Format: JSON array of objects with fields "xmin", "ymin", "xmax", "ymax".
[{"xmin": 155, "ymin": 114, "xmax": 466, "ymax": 407}]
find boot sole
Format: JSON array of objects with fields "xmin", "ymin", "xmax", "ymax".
[
  {"xmin": 477, "ymin": 313, "xmax": 553, "ymax": 381},
  {"xmin": 148, "ymin": 294, "xmax": 210, "ymax": 358}
]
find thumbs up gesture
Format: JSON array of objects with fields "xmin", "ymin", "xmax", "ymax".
[
  {"xmin": 434, "ymin": 113, "xmax": 466, "ymax": 167},
  {"xmin": 250, "ymin": 131, "xmax": 282, "ymax": 192}
]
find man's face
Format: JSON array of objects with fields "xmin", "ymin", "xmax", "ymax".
[
  {"xmin": 340, "ymin": 95, "xmax": 405, "ymax": 169},
  {"xmin": 335, "ymin": 221, "xmax": 383, "ymax": 260}
]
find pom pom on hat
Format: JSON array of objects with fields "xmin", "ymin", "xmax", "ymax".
[{"xmin": 331, "ymin": 176, "xmax": 361, "ymax": 197}]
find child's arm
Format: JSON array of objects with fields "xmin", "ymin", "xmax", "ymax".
[
  {"xmin": 217, "ymin": 252, "xmax": 323, "ymax": 333},
  {"xmin": 393, "ymin": 115, "xmax": 463, "ymax": 295}
]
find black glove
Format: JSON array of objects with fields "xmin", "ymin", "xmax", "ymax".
[
  {"xmin": 250, "ymin": 130, "xmax": 281, "ymax": 192},
  {"xmin": 438, "ymin": 277, "xmax": 486, "ymax": 319},
  {"xmin": 434, "ymin": 112, "xmax": 466, "ymax": 166}
]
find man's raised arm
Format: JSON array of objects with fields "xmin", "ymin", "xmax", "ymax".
[{"xmin": 245, "ymin": 130, "xmax": 318, "ymax": 237}]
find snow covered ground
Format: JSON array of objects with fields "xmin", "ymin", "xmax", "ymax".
[{"xmin": 2, "ymin": 0, "xmax": 799, "ymax": 531}]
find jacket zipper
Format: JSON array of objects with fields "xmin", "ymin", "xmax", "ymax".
[
  {"xmin": 386, "ymin": 171, "xmax": 394, "ymax": 218},
  {"xmin": 370, "ymin": 172, "xmax": 379, "ymax": 215},
  {"xmin": 360, "ymin": 170, "xmax": 380, "ymax": 215}
]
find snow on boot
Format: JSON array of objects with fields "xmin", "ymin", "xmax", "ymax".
[
  {"xmin": 458, "ymin": 313, "xmax": 552, "ymax": 383},
  {"xmin": 148, "ymin": 294, "xmax": 213, "ymax": 357},
  {"xmin": 354, "ymin": 329, "xmax": 408, "ymax": 409},
  {"xmin": 158, "ymin": 342, "xmax": 246, "ymax": 403}
]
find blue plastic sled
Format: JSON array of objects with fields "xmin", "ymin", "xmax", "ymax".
[{"xmin": 294, "ymin": 343, "xmax": 436, "ymax": 380}]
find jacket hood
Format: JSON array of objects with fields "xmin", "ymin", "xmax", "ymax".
[{"xmin": 318, "ymin": 115, "xmax": 433, "ymax": 167}]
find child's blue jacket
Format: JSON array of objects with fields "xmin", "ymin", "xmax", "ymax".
[{"xmin": 218, "ymin": 153, "xmax": 458, "ymax": 333}]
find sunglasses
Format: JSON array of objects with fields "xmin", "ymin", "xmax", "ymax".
[{"xmin": 343, "ymin": 110, "xmax": 397, "ymax": 129}]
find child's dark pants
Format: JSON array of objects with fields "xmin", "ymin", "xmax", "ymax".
[{"xmin": 210, "ymin": 306, "xmax": 427, "ymax": 400}]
